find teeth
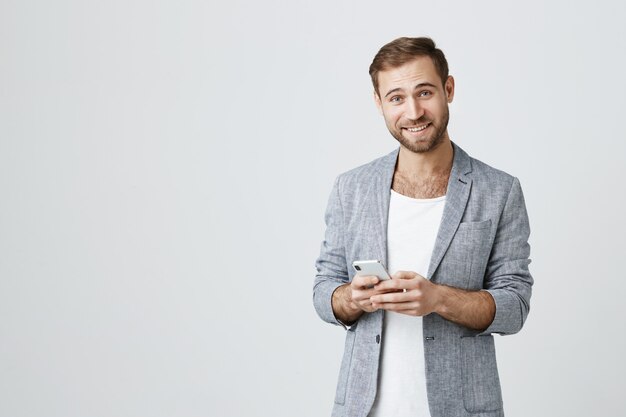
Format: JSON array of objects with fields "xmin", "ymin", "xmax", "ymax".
[{"xmin": 406, "ymin": 124, "xmax": 429, "ymax": 132}]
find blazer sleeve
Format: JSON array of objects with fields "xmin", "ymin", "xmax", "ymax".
[
  {"xmin": 312, "ymin": 176, "xmax": 351, "ymax": 327},
  {"xmin": 480, "ymin": 177, "xmax": 534, "ymax": 335}
]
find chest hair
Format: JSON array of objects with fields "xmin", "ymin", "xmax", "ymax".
[{"xmin": 392, "ymin": 170, "xmax": 450, "ymax": 199}]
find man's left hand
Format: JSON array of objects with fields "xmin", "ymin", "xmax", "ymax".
[{"xmin": 369, "ymin": 271, "xmax": 441, "ymax": 317}]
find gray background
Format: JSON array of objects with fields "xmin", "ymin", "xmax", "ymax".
[{"xmin": 1, "ymin": 0, "xmax": 625, "ymax": 416}]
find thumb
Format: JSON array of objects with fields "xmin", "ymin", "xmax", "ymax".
[{"xmin": 392, "ymin": 270, "xmax": 417, "ymax": 280}]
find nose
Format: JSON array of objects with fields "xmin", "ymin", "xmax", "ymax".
[{"xmin": 406, "ymin": 97, "xmax": 424, "ymax": 121}]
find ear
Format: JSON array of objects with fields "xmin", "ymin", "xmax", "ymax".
[
  {"xmin": 374, "ymin": 91, "xmax": 383, "ymax": 115},
  {"xmin": 445, "ymin": 76, "xmax": 455, "ymax": 103}
]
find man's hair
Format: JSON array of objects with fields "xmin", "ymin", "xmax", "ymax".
[{"xmin": 369, "ymin": 37, "xmax": 449, "ymax": 96}]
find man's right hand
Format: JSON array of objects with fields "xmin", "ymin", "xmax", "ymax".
[{"xmin": 332, "ymin": 275, "xmax": 395, "ymax": 325}]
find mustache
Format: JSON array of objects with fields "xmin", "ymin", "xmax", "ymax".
[{"xmin": 403, "ymin": 118, "xmax": 432, "ymax": 126}]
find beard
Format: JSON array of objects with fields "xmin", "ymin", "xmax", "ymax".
[{"xmin": 388, "ymin": 106, "xmax": 450, "ymax": 154}]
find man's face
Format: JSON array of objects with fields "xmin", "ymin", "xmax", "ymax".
[{"xmin": 374, "ymin": 56, "xmax": 455, "ymax": 154}]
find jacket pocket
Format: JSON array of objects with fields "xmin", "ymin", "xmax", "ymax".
[
  {"xmin": 460, "ymin": 335, "xmax": 503, "ymax": 412},
  {"xmin": 457, "ymin": 219, "xmax": 492, "ymax": 232},
  {"xmin": 437, "ymin": 220, "xmax": 492, "ymax": 289},
  {"xmin": 334, "ymin": 329, "xmax": 356, "ymax": 405},
  {"xmin": 458, "ymin": 220, "xmax": 493, "ymax": 289}
]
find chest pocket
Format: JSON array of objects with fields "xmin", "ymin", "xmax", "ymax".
[{"xmin": 435, "ymin": 220, "xmax": 492, "ymax": 289}]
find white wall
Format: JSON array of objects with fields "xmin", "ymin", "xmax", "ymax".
[{"xmin": 1, "ymin": 1, "xmax": 625, "ymax": 416}]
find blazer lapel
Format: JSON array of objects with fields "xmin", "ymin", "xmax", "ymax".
[
  {"xmin": 427, "ymin": 143, "xmax": 473, "ymax": 280},
  {"xmin": 371, "ymin": 148, "xmax": 399, "ymax": 269}
]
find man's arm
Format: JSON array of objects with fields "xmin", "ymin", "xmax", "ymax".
[
  {"xmin": 436, "ymin": 285, "xmax": 496, "ymax": 331},
  {"xmin": 370, "ymin": 271, "xmax": 496, "ymax": 331},
  {"xmin": 313, "ymin": 176, "xmax": 353, "ymax": 327},
  {"xmin": 479, "ymin": 177, "xmax": 533, "ymax": 335}
]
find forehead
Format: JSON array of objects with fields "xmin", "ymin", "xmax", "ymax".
[{"xmin": 377, "ymin": 56, "xmax": 442, "ymax": 94}]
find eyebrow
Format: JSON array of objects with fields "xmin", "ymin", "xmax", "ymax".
[{"xmin": 384, "ymin": 82, "xmax": 438, "ymax": 98}]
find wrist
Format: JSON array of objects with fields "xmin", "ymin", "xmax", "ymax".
[
  {"xmin": 341, "ymin": 284, "xmax": 360, "ymax": 313},
  {"xmin": 332, "ymin": 284, "xmax": 358, "ymax": 315},
  {"xmin": 331, "ymin": 283, "xmax": 363, "ymax": 327},
  {"xmin": 432, "ymin": 283, "xmax": 448, "ymax": 315}
]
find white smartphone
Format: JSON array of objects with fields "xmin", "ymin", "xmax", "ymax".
[{"xmin": 352, "ymin": 260, "xmax": 391, "ymax": 280}]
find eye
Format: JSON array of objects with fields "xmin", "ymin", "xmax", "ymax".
[
  {"xmin": 389, "ymin": 96, "xmax": 403, "ymax": 103},
  {"xmin": 418, "ymin": 90, "xmax": 432, "ymax": 98}
]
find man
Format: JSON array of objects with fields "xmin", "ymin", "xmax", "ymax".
[{"xmin": 313, "ymin": 37, "xmax": 533, "ymax": 417}]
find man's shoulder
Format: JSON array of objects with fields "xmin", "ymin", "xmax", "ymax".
[
  {"xmin": 469, "ymin": 155, "xmax": 515, "ymax": 182},
  {"xmin": 461, "ymin": 147, "xmax": 517, "ymax": 193}
]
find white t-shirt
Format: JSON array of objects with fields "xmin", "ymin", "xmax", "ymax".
[{"xmin": 368, "ymin": 190, "xmax": 445, "ymax": 417}]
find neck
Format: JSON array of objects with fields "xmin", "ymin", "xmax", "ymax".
[{"xmin": 396, "ymin": 137, "xmax": 454, "ymax": 177}]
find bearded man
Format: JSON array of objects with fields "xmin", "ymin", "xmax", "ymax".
[{"xmin": 313, "ymin": 37, "xmax": 533, "ymax": 417}]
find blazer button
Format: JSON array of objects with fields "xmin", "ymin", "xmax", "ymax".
[
  {"xmin": 425, "ymin": 336, "xmax": 435, "ymax": 341},
  {"xmin": 376, "ymin": 335, "xmax": 380, "ymax": 344}
]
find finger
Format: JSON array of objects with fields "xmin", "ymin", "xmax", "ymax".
[
  {"xmin": 353, "ymin": 287, "xmax": 388, "ymax": 302},
  {"xmin": 391, "ymin": 270, "xmax": 418, "ymax": 280},
  {"xmin": 392, "ymin": 271, "xmax": 428, "ymax": 281},
  {"xmin": 370, "ymin": 291, "xmax": 413, "ymax": 304},
  {"xmin": 372, "ymin": 301, "xmax": 422, "ymax": 313},
  {"xmin": 351, "ymin": 287, "xmax": 371, "ymax": 301},
  {"xmin": 354, "ymin": 298, "xmax": 378, "ymax": 312},
  {"xmin": 352, "ymin": 275, "xmax": 380, "ymax": 289},
  {"xmin": 374, "ymin": 278, "xmax": 412, "ymax": 292}
]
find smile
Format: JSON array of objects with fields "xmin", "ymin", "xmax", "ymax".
[{"xmin": 404, "ymin": 123, "xmax": 430, "ymax": 132}]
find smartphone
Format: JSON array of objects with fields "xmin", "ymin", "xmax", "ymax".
[{"xmin": 352, "ymin": 260, "xmax": 391, "ymax": 280}]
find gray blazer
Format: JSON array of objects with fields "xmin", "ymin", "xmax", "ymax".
[{"xmin": 313, "ymin": 143, "xmax": 533, "ymax": 417}]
